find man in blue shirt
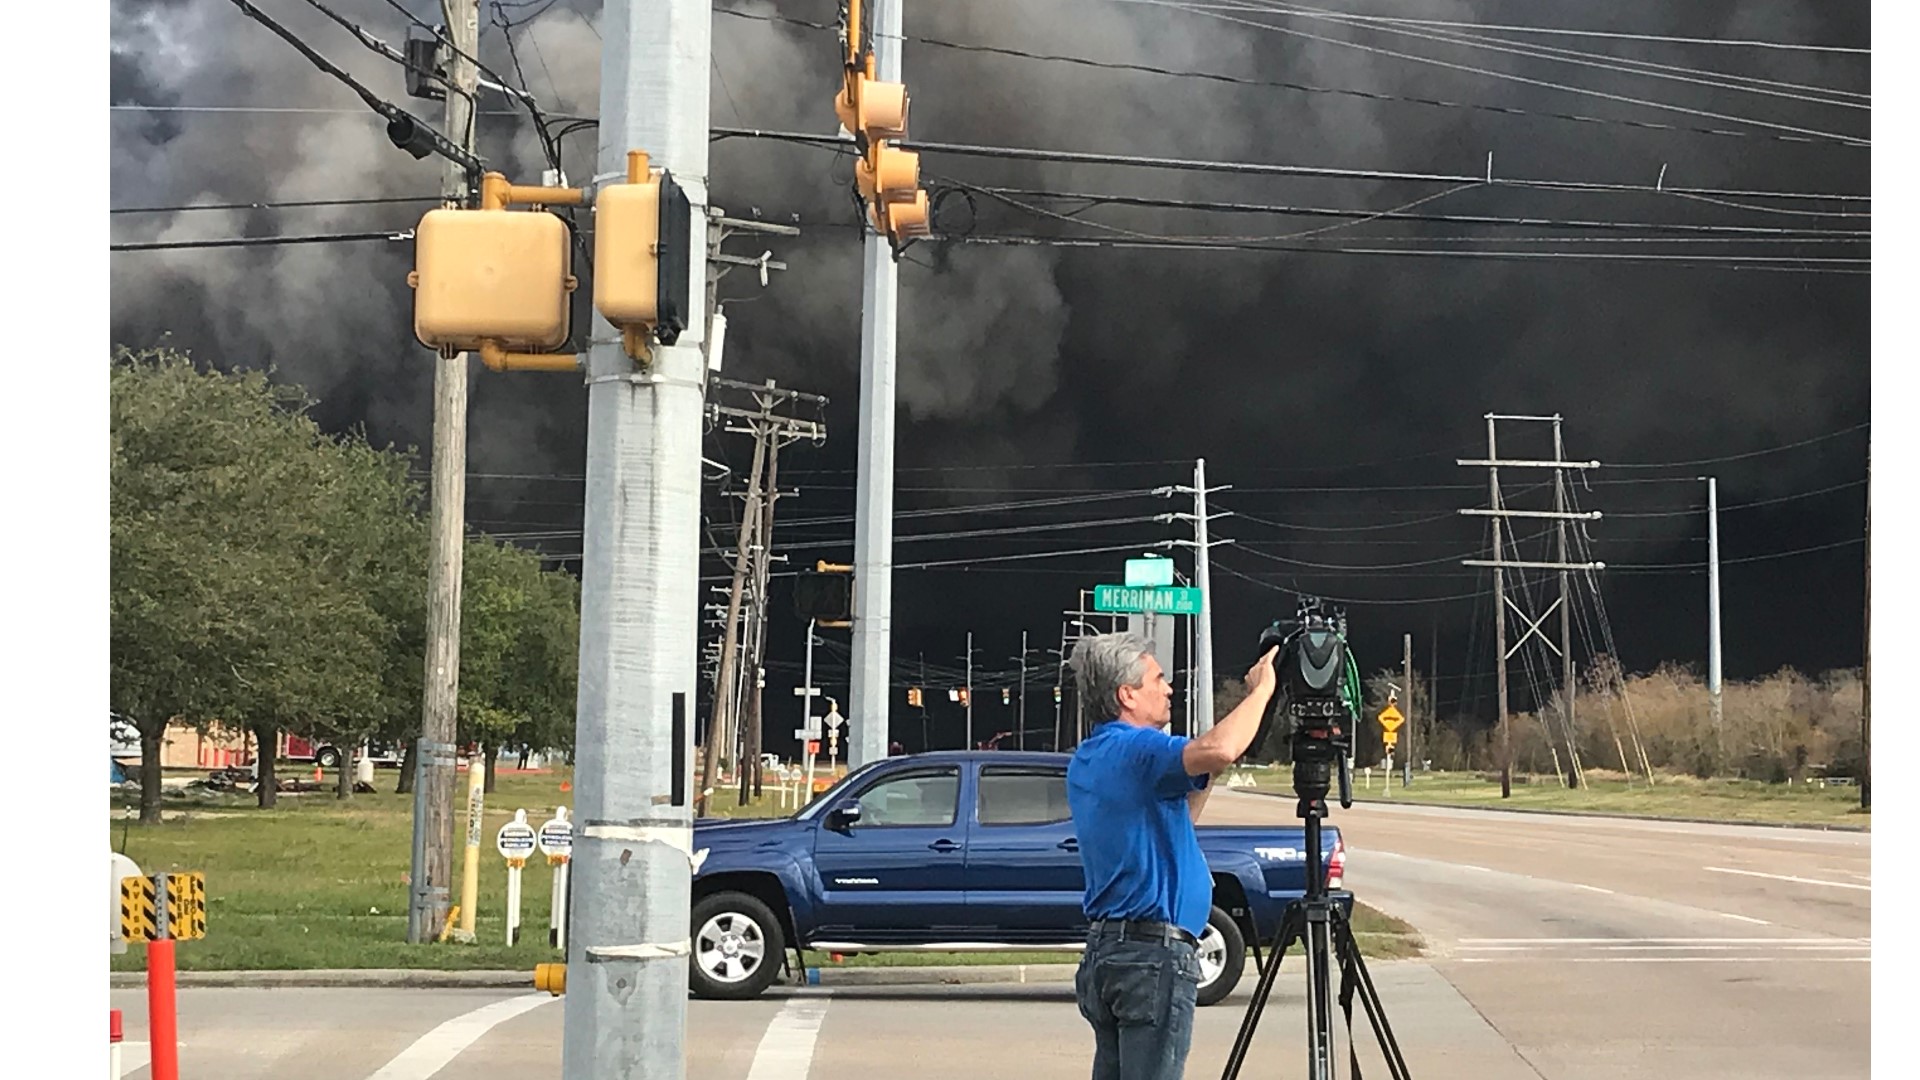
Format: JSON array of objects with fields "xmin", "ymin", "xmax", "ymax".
[{"xmin": 1066, "ymin": 632, "xmax": 1278, "ymax": 1080}]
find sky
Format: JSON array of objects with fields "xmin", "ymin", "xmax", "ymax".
[{"xmin": 109, "ymin": 0, "xmax": 1870, "ymax": 751}]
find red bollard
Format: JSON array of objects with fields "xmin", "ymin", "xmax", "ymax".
[
  {"xmin": 147, "ymin": 939, "xmax": 179, "ymax": 1080},
  {"xmin": 110, "ymin": 1009, "xmax": 123, "ymax": 1078}
]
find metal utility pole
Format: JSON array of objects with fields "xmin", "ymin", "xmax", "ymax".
[
  {"xmin": 1863, "ymin": 454, "xmax": 1870, "ymax": 811},
  {"xmin": 562, "ymin": 0, "xmax": 709, "ymax": 1076},
  {"xmin": 848, "ymin": 0, "xmax": 904, "ymax": 772},
  {"xmin": 965, "ymin": 630, "xmax": 975, "ymax": 750},
  {"xmin": 408, "ymin": 0, "xmax": 480, "ymax": 946},
  {"xmin": 1403, "ymin": 633, "xmax": 1414, "ymax": 788},
  {"xmin": 1706, "ymin": 476, "xmax": 1724, "ymax": 755},
  {"xmin": 801, "ymin": 618, "xmax": 819, "ymax": 795},
  {"xmin": 1460, "ymin": 414, "xmax": 1604, "ymax": 798},
  {"xmin": 1192, "ymin": 459, "xmax": 1217, "ymax": 734},
  {"xmin": 1017, "ymin": 629, "xmax": 1029, "ymax": 750}
]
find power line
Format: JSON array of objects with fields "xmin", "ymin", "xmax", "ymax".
[
  {"xmin": 1125, "ymin": 0, "xmax": 1868, "ymax": 146},
  {"xmin": 1233, "ymin": 1, "xmax": 1868, "ymax": 110},
  {"xmin": 218, "ymin": 0, "xmax": 481, "ymax": 173},
  {"xmin": 948, "ymin": 233, "xmax": 1868, "ymax": 274},
  {"xmin": 111, "ymin": 230, "xmax": 412, "ymax": 252},
  {"xmin": 1196, "ymin": 5, "xmax": 1869, "ymax": 55},
  {"xmin": 712, "ymin": 6, "xmax": 1857, "ymax": 147},
  {"xmin": 111, "ymin": 104, "xmax": 525, "ymax": 116},
  {"xmin": 1214, "ymin": 559, "xmax": 1489, "ymax": 606},
  {"xmin": 1609, "ymin": 421, "xmax": 1869, "ymax": 469},
  {"xmin": 939, "ymin": 181, "xmax": 1866, "ymax": 266},
  {"xmin": 111, "ymin": 195, "xmax": 440, "ymax": 215},
  {"xmin": 1606, "ymin": 478, "xmax": 1867, "ymax": 519},
  {"xmin": 1610, "ymin": 535, "xmax": 1865, "ymax": 571},
  {"xmin": 963, "ymin": 185, "xmax": 1870, "ymax": 238},
  {"xmin": 872, "ymin": 134, "xmax": 1872, "ymax": 205}
]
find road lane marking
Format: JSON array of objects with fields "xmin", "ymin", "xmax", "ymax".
[
  {"xmin": 745, "ymin": 994, "xmax": 831, "ymax": 1080},
  {"xmin": 1717, "ymin": 911, "xmax": 1771, "ymax": 925},
  {"xmin": 1704, "ymin": 866, "xmax": 1871, "ymax": 891},
  {"xmin": 1571, "ymin": 883, "xmax": 1614, "ymax": 894},
  {"xmin": 1460, "ymin": 944, "xmax": 1864, "ymax": 952},
  {"xmin": 364, "ymin": 994, "xmax": 556, "ymax": 1080},
  {"xmin": 1459, "ymin": 937, "xmax": 1842, "ymax": 944},
  {"xmin": 1458, "ymin": 956, "xmax": 1867, "ymax": 964}
]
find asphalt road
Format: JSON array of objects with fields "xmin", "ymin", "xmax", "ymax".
[{"xmin": 110, "ymin": 791, "xmax": 1870, "ymax": 1079}]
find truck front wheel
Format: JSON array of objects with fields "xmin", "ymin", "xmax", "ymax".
[
  {"xmin": 1195, "ymin": 904, "xmax": 1247, "ymax": 1007},
  {"xmin": 689, "ymin": 891, "xmax": 786, "ymax": 1000}
]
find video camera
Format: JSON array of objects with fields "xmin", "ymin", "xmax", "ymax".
[{"xmin": 1248, "ymin": 596, "xmax": 1360, "ymax": 808}]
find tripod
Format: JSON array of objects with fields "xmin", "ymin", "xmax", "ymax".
[{"xmin": 1218, "ymin": 755, "xmax": 1412, "ymax": 1080}]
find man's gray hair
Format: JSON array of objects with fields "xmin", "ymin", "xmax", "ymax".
[{"xmin": 1069, "ymin": 632, "xmax": 1157, "ymax": 724}]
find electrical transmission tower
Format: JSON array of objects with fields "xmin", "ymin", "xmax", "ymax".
[{"xmin": 698, "ymin": 378, "xmax": 825, "ymax": 815}]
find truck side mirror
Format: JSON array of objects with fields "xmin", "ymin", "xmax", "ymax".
[{"xmin": 826, "ymin": 804, "xmax": 863, "ymax": 833}]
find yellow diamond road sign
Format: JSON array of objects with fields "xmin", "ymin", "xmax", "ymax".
[{"xmin": 1378, "ymin": 704, "xmax": 1404, "ymax": 733}]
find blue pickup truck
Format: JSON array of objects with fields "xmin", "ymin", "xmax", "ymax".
[{"xmin": 689, "ymin": 750, "xmax": 1347, "ymax": 1006}]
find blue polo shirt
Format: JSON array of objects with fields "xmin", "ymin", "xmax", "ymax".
[{"xmin": 1066, "ymin": 720, "xmax": 1213, "ymax": 937}]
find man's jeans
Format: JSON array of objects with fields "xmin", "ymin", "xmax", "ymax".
[{"xmin": 1074, "ymin": 928, "xmax": 1202, "ymax": 1080}]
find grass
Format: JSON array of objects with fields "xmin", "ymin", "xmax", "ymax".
[
  {"xmin": 110, "ymin": 767, "xmax": 1419, "ymax": 972},
  {"xmin": 1240, "ymin": 767, "xmax": 1870, "ymax": 828}
]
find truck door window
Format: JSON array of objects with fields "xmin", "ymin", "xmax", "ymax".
[
  {"xmin": 852, "ymin": 769, "xmax": 960, "ymax": 827},
  {"xmin": 977, "ymin": 767, "xmax": 1071, "ymax": 826}
]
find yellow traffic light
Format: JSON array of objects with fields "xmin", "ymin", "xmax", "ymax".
[
  {"xmin": 593, "ymin": 151, "xmax": 694, "ymax": 356},
  {"xmin": 883, "ymin": 189, "xmax": 931, "ymax": 240},
  {"xmin": 410, "ymin": 208, "xmax": 576, "ymax": 352},
  {"xmin": 856, "ymin": 144, "xmax": 920, "ymax": 205},
  {"xmin": 407, "ymin": 170, "xmax": 587, "ymax": 370}
]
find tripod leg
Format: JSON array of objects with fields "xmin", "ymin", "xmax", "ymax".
[
  {"xmin": 1331, "ymin": 906, "xmax": 1413, "ymax": 1080},
  {"xmin": 1306, "ymin": 908, "xmax": 1336, "ymax": 1080},
  {"xmin": 1220, "ymin": 904, "xmax": 1305, "ymax": 1080}
]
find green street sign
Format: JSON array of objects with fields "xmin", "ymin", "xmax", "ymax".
[
  {"xmin": 1124, "ymin": 557, "xmax": 1176, "ymax": 588},
  {"xmin": 1093, "ymin": 584, "xmax": 1203, "ymax": 616}
]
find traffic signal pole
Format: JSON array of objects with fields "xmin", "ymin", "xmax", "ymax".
[
  {"xmin": 848, "ymin": 0, "xmax": 903, "ymax": 771},
  {"xmin": 562, "ymin": 0, "xmax": 708, "ymax": 1076}
]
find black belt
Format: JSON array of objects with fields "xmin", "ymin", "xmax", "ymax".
[{"xmin": 1087, "ymin": 918, "xmax": 1198, "ymax": 948}]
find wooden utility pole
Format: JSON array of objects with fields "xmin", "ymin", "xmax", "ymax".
[
  {"xmin": 1553, "ymin": 420, "xmax": 1586, "ymax": 788},
  {"xmin": 740, "ymin": 437, "xmax": 781, "ymax": 803},
  {"xmin": 699, "ymin": 434, "xmax": 766, "ymax": 817},
  {"xmin": 407, "ymin": 0, "xmax": 479, "ymax": 945},
  {"xmin": 697, "ymin": 378, "xmax": 824, "ymax": 815}
]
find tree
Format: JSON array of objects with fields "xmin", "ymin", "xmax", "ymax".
[
  {"xmin": 456, "ymin": 537, "xmax": 580, "ymax": 793},
  {"xmin": 111, "ymin": 348, "xmax": 421, "ymax": 817}
]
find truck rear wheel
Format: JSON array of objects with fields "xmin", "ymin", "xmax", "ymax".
[
  {"xmin": 690, "ymin": 891, "xmax": 785, "ymax": 1000},
  {"xmin": 1195, "ymin": 904, "xmax": 1247, "ymax": 1007}
]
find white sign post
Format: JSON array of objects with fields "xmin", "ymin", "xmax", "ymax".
[
  {"xmin": 538, "ymin": 807, "xmax": 573, "ymax": 950},
  {"xmin": 496, "ymin": 809, "xmax": 537, "ymax": 946},
  {"xmin": 824, "ymin": 700, "xmax": 845, "ymax": 773}
]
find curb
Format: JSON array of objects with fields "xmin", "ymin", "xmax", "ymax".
[
  {"xmin": 1238, "ymin": 787, "xmax": 1870, "ymax": 833},
  {"xmin": 110, "ymin": 969, "xmax": 536, "ymax": 990},
  {"xmin": 107, "ymin": 965, "xmax": 1082, "ymax": 991},
  {"xmin": 111, "ymin": 956, "xmax": 1427, "ymax": 992}
]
